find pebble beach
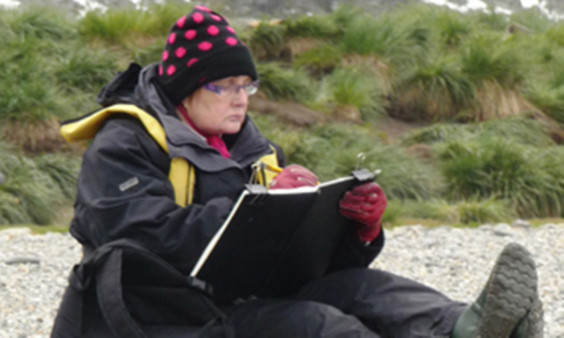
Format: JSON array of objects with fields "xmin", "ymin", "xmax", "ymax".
[{"xmin": 1, "ymin": 222, "xmax": 562, "ymax": 337}]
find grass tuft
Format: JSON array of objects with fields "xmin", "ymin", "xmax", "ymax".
[
  {"xmin": 284, "ymin": 14, "xmax": 340, "ymax": 39},
  {"xmin": 393, "ymin": 59, "xmax": 475, "ymax": 120},
  {"xmin": 294, "ymin": 43, "xmax": 343, "ymax": 76},
  {"xmin": 246, "ymin": 21, "xmax": 286, "ymax": 59},
  {"xmin": 439, "ymin": 139, "xmax": 564, "ymax": 217},
  {"xmin": 256, "ymin": 63, "xmax": 314, "ymax": 103}
]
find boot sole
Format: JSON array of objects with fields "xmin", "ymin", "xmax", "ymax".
[
  {"xmin": 518, "ymin": 297, "xmax": 544, "ymax": 338},
  {"xmin": 478, "ymin": 243, "xmax": 538, "ymax": 338}
]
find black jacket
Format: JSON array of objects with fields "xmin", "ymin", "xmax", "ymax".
[{"xmin": 70, "ymin": 63, "xmax": 384, "ymax": 279}]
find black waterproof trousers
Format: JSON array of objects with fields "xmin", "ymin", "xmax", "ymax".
[
  {"xmin": 226, "ymin": 268, "xmax": 466, "ymax": 338},
  {"xmin": 52, "ymin": 244, "xmax": 466, "ymax": 338}
]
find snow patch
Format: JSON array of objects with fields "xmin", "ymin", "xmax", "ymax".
[
  {"xmin": 0, "ymin": 0, "xmax": 20, "ymax": 9},
  {"xmin": 71, "ymin": 0, "xmax": 107, "ymax": 16},
  {"xmin": 421, "ymin": 0, "xmax": 488, "ymax": 13}
]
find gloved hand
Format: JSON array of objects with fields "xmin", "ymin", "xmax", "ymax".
[
  {"xmin": 269, "ymin": 164, "xmax": 319, "ymax": 189},
  {"xmin": 339, "ymin": 182, "xmax": 387, "ymax": 243}
]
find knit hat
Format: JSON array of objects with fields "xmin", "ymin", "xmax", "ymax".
[{"xmin": 157, "ymin": 6, "xmax": 257, "ymax": 105}]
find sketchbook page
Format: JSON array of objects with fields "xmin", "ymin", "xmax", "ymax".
[
  {"xmin": 193, "ymin": 188, "xmax": 320, "ymax": 303},
  {"xmin": 257, "ymin": 175, "xmax": 358, "ymax": 296},
  {"xmin": 189, "ymin": 183, "xmax": 326, "ymax": 278},
  {"xmin": 190, "ymin": 177, "xmax": 354, "ymax": 278},
  {"xmin": 189, "ymin": 175, "xmax": 364, "ymax": 303},
  {"xmin": 190, "ymin": 190, "xmax": 251, "ymax": 277}
]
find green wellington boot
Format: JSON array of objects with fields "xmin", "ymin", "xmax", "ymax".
[{"xmin": 451, "ymin": 242, "xmax": 543, "ymax": 338}]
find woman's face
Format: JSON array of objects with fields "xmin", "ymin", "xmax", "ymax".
[{"xmin": 181, "ymin": 75, "xmax": 252, "ymax": 135}]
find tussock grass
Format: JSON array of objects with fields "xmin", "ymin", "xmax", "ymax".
[
  {"xmin": 294, "ymin": 43, "xmax": 343, "ymax": 76},
  {"xmin": 509, "ymin": 8, "xmax": 552, "ymax": 33},
  {"xmin": 401, "ymin": 123, "xmax": 472, "ymax": 146},
  {"xmin": 0, "ymin": 65, "xmax": 64, "ymax": 121},
  {"xmin": 283, "ymin": 124, "xmax": 443, "ymax": 201},
  {"xmin": 545, "ymin": 23, "xmax": 564, "ymax": 47},
  {"xmin": 473, "ymin": 81, "xmax": 538, "ymax": 120},
  {"xmin": 2, "ymin": 119, "xmax": 66, "ymax": 153},
  {"xmin": 402, "ymin": 116, "xmax": 554, "ymax": 147},
  {"xmin": 526, "ymin": 85, "xmax": 564, "ymax": 124},
  {"xmin": 0, "ymin": 153, "xmax": 59, "ymax": 225},
  {"xmin": 454, "ymin": 198, "xmax": 515, "ymax": 224},
  {"xmin": 133, "ymin": 40, "xmax": 169, "ymax": 67},
  {"xmin": 460, "ymin": 33, "xmax": 525, "ymax": 88},
  {"xmin": 8, "ymin": 7, "xmax": 75, "ymax": 40},
  {"xmin": 439, "ymin": 139, "xmax": 564, "ymax": 217},
  {"xmin": 341, "ymin": 15, "xmax": 425, "ymax": 63},
  {"xmin": 393, "ymin": 59, "xmax": 475, "ymax": 120},
  {"xmin": 256, "ymin": 63, "xmax": 314, "ymax": 103},
  {"xmin": 324, "ymin": 67, "xmax": 385, "ymax": 120},
  {"xmin": 246, "ymin": 21, "xmax": 286, "ymax": 59},
  {"xmin": 56, "ymin": 48, "xmax": 119, "ymax": 92},
  {"xmin": 0, "ymin": 9, "xmax": 77, "ymax": 122},
  {"xmin": 0, "ymin": 149, "xmax": 79, "ymax": 225},
  {"xmin": 0, "ymin": 3, "xmax": 562, "ymax": 225},
  {"xmin": 283, "ymin": 14, "xmax": 339, "ymax": 39},
  {"xmin": 391, "ymin": 197, "xmax": 514, "ymax": 224},
  {"xmin": 329, "ymin": 4, "xmax": 364, "ymax": 29},
  {"xmin": 253, "ymin": 115, "xmax": 443, "ymax": 201},
  {"xmin": 34, "ymin": 154, "xmax": 80, "ymax": 199},
  {"xmin": 78, "ymin": 3, "xmax": 190, "ymax": 45},
  {"xmin": 435, "ymin": 10, "xmax": 472, "ymax": 47}
]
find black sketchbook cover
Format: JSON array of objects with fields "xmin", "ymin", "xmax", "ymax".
[{"xmin": 190, "ymin": 170, "xmax": 378, "ymax": 303}]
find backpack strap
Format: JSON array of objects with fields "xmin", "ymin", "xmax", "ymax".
[
  {"xmin": 60, "ymin": 104, "xmax": 194, "ymax": 207},
  {"xmin": 96, "ymin": 248, "xmax": 147, "ymax": 338}
]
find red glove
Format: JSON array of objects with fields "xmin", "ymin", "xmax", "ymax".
[
  {"xmin": 339, "ymin": 182, "xmax": 387, "ymax": 243},
  {"xmin": 269, "ymin": 164, "xmax": 319, "ymax": 189}
]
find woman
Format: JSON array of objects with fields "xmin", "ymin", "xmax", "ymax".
[{"xmin": 52, "ymin": 6, "xmax": 542, "ymax": 337}]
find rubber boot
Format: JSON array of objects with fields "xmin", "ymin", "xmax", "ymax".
[
  {"xmin": 511, "ymin": 297, "xmax": 544, "ymax": 338},
  {"xmin": 451, "ymin": 243, "xmax": 542, "ymax": 338}
]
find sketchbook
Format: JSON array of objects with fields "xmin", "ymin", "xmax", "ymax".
[{"xmin": 190, "ymin": 169, "xmax": 380, "ymax": 303}]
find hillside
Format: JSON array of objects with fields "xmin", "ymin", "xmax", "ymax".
[
  {"xmin": 0, "ymin": 2, "xmax": 563, "ymax": 227},
  {"xmin": 3, "ymin": 0, "xmax": 564, "ymax": 20}
]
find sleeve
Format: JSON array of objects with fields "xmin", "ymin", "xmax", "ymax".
[
  {"xmin": 70, "ymin": 117, "xmax": 234, "ymax": 272},
  {"xmin": 324, "ymin": 228, "xmax": 385, "ymax": 274}
]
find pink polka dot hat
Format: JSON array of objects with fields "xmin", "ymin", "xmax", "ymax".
[{"xmin": 157, "ymin": 5, "xmax": 257, "ymax": 104}]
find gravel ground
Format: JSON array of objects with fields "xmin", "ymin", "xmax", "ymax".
[{"xmin": 1, "ymin": 222, "xmax": 562, "ymax": 337}]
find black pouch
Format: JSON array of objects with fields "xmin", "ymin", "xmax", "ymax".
[{"xmin": 51, "ymin": 240, "xmax": 233, "ymax": 338}]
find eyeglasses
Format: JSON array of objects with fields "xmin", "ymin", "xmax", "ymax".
[{"xmin": 203, "ymin": 80, "xmax": 259, "ymax": 97}]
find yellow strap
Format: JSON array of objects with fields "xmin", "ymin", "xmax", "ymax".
[
  {"xmin": 60, "ymin": 104, "xmax": 169, "ymax": 153},
  {"xmin": 255, "ymin": 145, "xmax": 282, "ymax": 187},
  {"xmin": 168, "ymin": 157, "xmax": 195, "ymax": 207},
  {"xmin": 60, "ymin": 104, "xmax": 195, "ymax": 206}
]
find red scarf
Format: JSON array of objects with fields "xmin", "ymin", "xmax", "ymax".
[{"xmin": 176, "ymin": 105, "xmax": 231, "ymax": 159}]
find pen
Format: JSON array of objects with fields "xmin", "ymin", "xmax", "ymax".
[{"xmin": 264, "ymin": 163, "xmax": 283, "ymax": 174}]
